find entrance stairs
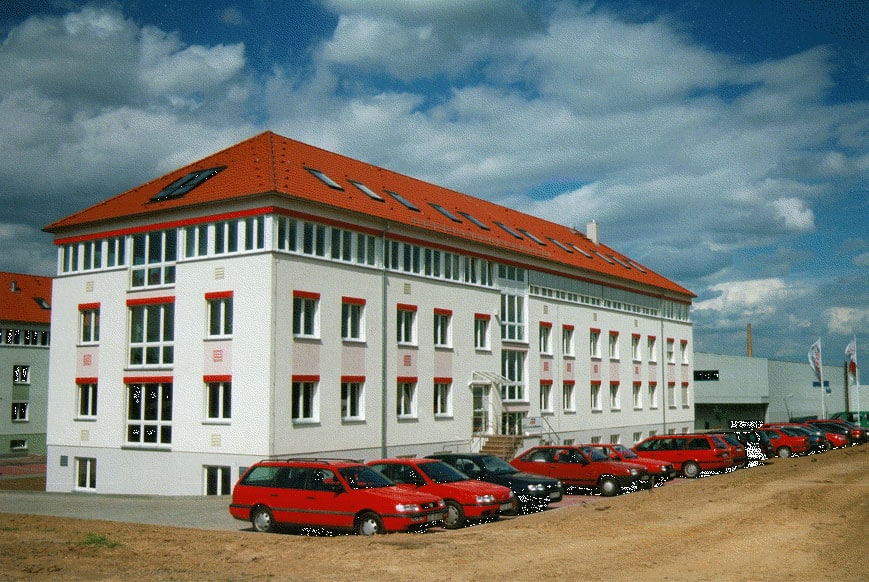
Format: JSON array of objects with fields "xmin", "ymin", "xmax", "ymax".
[{"xmin": 479, "ymin": 435, "xmax": 523, "ymax": 460}]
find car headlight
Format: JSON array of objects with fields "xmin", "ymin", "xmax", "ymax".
[
  {"xmin": 630, "ymin": 469, "xmax": 639, "ymax": 476},
  {"xmin": 476, "ymin": 494, "xmax": 495, "ymax": 504},
  {"xmin": 395, "ymin": 503, "xmax": 420, "ymax": 513},
  {"xmin": 527, "ymin": 483, "xmax": 544, "ymax": 492}
]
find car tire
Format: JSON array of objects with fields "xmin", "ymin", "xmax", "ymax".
[
  {"xmin": 251, "ymin": 506, "xmax": 275, "ymax": 533},
  {"xmin": 682, "ymin": 461, "xmax": 701, "ymax": 478},
  {"xmin": 777, "ymin": 446, "xmax": 791, "ymax": 458},
  {"xmin": 444, "ymin": 500, "xmax": 466, "ymax": 529},
  {"xmin": 355, "ymin": 512, "xmax": 384, "ymax": 536},
  {"xmin": 598, "ymin": 477, "xmax": 620, "ymax": 497}
]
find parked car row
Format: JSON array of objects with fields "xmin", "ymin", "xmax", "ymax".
[{"xmin": 229, "ymin": 420, "xmax": 865, "ymax": 536}]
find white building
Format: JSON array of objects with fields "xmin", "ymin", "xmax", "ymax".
[
  {"xmin": 44, "ymin": 131, "xmax": 695, "ymax": 495},
  {"xmin": 0, "ymin": 272, "xmax": 52, "ymax": 457}
]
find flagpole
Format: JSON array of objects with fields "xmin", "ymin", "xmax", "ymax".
[
  {"xmin": 820, "ymin": 351, "xmax": 826, "ymax": 418},
  {"xmin": 855, "ymin": 337, "xmax": 861, "ymax": 424}
]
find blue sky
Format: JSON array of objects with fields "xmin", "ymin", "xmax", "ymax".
[{"xmin": 1, "ymin": 1, "xmax": 866, "ymax": 364}]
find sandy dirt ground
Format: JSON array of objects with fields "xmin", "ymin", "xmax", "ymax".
[{"xmin": 1, "ymin": 446, "xmax": 867, "ymax": 581}]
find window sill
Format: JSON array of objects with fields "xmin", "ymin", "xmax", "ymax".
[
  {"xmin": 74, "ymin": 417, "xmax": 98, "ymax": 422},
  {"xmin": 342, "ymin": 338, "xmax": 367, "ymax": 345},
  {"xmin": 203, "ymin": 419, "xmax": 231, "ymax": 426},
  {"xmin": 11, "ymin": 419, "xmax": 29, "ymax": 424},
  {"xmin": 563, "ymin": 410, "xmax": 576, "ymax": 415},
  {"xmin": 434, "ymin": 345, "xmax": 454, "ymax": 351},
  {"xmin": 341, "ymin": 417, "xmax": 366, "ymax": 424},
  {"xmin": 292, "ymin": 419, "xmax": 320, "ymax": 425},
  {"xmin": 397, "ymin": 416, "xmax": 419, "ymax": 422},
  {"xmin": 434, "ymin": 414, "xmax": 454, "ymax": 420}
]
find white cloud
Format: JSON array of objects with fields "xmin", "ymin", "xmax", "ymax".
[
  {"xmin": 854, "ymin": 252, "xmax": 869, "ymax": 267},
  {"xmin": 693, "ymin": 279, "xmax": 811, "ymax": 317},
  {"xmin": 825, "ymin": 307, "xmax": 869, "ymax": 335}
]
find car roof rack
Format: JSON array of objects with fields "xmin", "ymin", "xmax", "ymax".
[{"xmin": 260, "ymin": 456, "xmax": 364, "ymax": 464}]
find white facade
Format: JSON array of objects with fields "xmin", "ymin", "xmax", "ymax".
[{"xmin": 45, "ymin": 134, "xmax": 694, "ymax": 495}]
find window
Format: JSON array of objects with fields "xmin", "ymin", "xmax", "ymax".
[
  {"xmin": 342, "ymin": 298, "xmax": 365, "ymax": 341},
  {"xmin": 540, "ymin": 382, "xmax": 553, "ymax": 414},
  {"xmin": 306, "ymin": 167, "xmax": 343, "ymax": 189},
  {"xmin": 591, "ymin": 382, "xmax": 602, "ymax": 411},
  {"xmin": 610, "ymin": 434, "xmax": 621, "ymax": 445},
  {"xmin": 348, "ymin": 179, "xmax": 384, "ymax": 201},
  {"xmin": 433, "ymin": 309, "xmax": 452, "ymax": 348},
  {"xmin": 106, "ymin": 236, "xmax": 126, "ymax": 267},
  {"xmin": 207, "ymin": 293, "xmax": 233, "ymax": 337},
  {"xmin": 131, "ymin": 229, "xmax": 177, "ymax": 288},
  {"xmin": 80, "ymin": 305, "xmax": 100, "ymax": 344},
  {"xmin": 397, "ymin": 381, "xmax": 417, "ymax": 418},
  {"xmin": 126, "ymin": 382, "xmax": 173, "ymax": 446},
  {"xmin": 78, "ymin": 383, "xmax": 98, "ymax": 418},
  {"xmin": 341, "ymin": 381, "xmax": 364, "ymax": 420},
  {"xmin": 3, "ymin": 328, "xmax": 48, "ymax": 346},
  {"xmin": 128, "ymin": 301, "xmax": 174, "ymax": 367},
  {"xmin": 610, "ymin": 382, "xmax": 621, "ymax": 410},
  {"xmin": 434, "ymin": 381, "xmax": 452, "ymax": 417},
  {"xmin": 397, "ymin": 305, "xmax": 417, "ymax": 345},
  {"xmin": 206, "ymin": 381, "xmax": 232, "ymax": 421},
  {"xmin": 13, "ymin": 365, "xmax": 30, "ymax": 384},
  {"xmin": 589, "ymin": 329, "xmax": 601, "ymax": 358},
  {"xmin": 631, "ymin": 335, "xmax": 641, "ymax": 361},
  {"xmin": 151, "ymin": 166, "xmax": 225, "ymax": 201},
  {"xmin": 562, "ymin": 326, "xmax": 574, "ymax": 356},
  {"xmin": 694, "ymin": 370, "xmax": 720, "ymax": 381},
  {"xmin": 633, "ymin": 431, "xmax": 643, "ymax": 444},
  {"xmin": 539, "ymin": 323, "xmax": 552, "ymax": 355},
  {"xmin": 563, "ymin": 382, "xmax": 575, "ymax": 412},
  {"xmin": 81, "ymin": 240, "xmax": 102, "ymax": 270},
  {"xmin": 632, "ymin": 383, "xmax": 642, "ymax": 409},
  {"xmin": 500, "ymin": 294, "xmax": 525, "ymax": 341},
  {"xmin": 243, "ymin": 216, "xmax": 265, "ymax": 250},
  {"xmin": 666, "ymin": 338, "xmax": 675, "ymax": 364},
  {"xmin": 649, "ymin": 383, "xmax": 659, "ymax": 409},
  {"xmin": 214, "ymin": 220, "xmax": 239, "ymax": 255},
  {"xmin": 205, "ymin": 466, "xmax": 232, "ymax": 495},
  {"xmin": 474, "ymin": 314, "xmax": 490, "ymax": 350},
  {"xmin": 681, "ymin": 383, "xmax": 690, "ymax": 408},
  {"xmin": 293, "ymin": 292, "xmax": 319, "ymax": 338},
  {"xmin": 62, "ymin": 243, "xmax": 79, "ymax": 272},
  {"xmin": 385, "ymin": 189, "xmax": 420, "ymax": 211},
  {"xmin": 76, "ymin": 457, "xmax": 96, "ymax": 490},
  {"xmin": 667, "ymin": 383, "xmax": 676, "ymax": 409},
  {"xmin": 11, "ymin": 439, "xmax": 27, "ymax": 451},
  {"xmin": 11, "ymin": 402, "xmax": 28, "ymax": 422},
  {"xmin": 292, "ymin": 379, "xmax": 319, "ymax": 422},
  {"xmin": 648, "ymin": 336, "xmax": 657, "ymax": 363},
  {"xmin": 680, "ymin": 340, "xmax": 689, "ymax": 364},
  {"xmin": 608, "ymin": 331, "xmax": 619, "ymax": 360},
  {"xmin": 184, "ymin": 224, "xmax": 209, "ymax": 258},
  {"xmin": 501, "ymin": 350, "xmax": 525, "ymax": 401},
  {"xmin": 302, "ymin": 222, "xmax": 327, "ymax": 256}
]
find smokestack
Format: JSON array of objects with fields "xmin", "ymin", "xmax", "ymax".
[
  {"xmin": 747, "ymin": 323, "xmax": 753, "ymax": 358},
  {"xmin": 587, "ymin": 220, "xmax": 599, "ymax": 244}
]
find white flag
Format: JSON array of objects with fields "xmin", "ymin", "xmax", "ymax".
[
  {"xmin": 808, "ymin": 338, "xmax": 822, "ymax": 381},
  {"xmin": 845, "ymin": 337, "xmax": 858, "ymax": 376}
]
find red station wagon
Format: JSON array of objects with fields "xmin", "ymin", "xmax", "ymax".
[
  {"xmin": 511, "ymin": 445, "xmax": 650, "ymax": 496},
  {"xmin": 758, "ymin": 427, "xmax": 810, "ymax": 457},
  {"xmin": 582, "ymin": 443, "xmax": 677, "ymax": 483},
  {"xmin": 632, "ymin": 434, "xmax": 735, "ymax": 478},
  {"xmin": 230, "ymin": 458, "xmax": 446, "ymax": 535},
  {"xmin": 367, "ymin": 458, "xmax": 515, "ymax": 528}
]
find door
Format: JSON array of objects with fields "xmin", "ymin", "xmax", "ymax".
[
  {"xmin": 472, "ymin": 384, "xmax": 492, "ymax": 434},
  {"xmin": 501, "ymin": 411, "xmax": 524, "ymax": 436}
]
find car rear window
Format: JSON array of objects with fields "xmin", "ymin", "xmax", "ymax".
[{"xmin": 241, "ymin": 465, "xmax": 281, "ymax": 486}]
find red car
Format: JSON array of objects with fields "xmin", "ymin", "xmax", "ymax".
[
  {"xmin": 367, "ymin": 458, "xmax": 515, "ymax": 529},
  {"xmin": 582, "ymin": 443, "xmax": 676, "ymax": 483},
  {"xmin": 510, "ymin": 445, "xmax": 650, "ymax": 496},
  {"xmin": 766, "ymin": 422, "xmax": 846, "ymax": 449},
  {"xmin": 632, "ymin": 434, "xmax": 735, "ymax": 478},
  {"xmin": 807, "ymin": 419, "xmax": 867, "ymax": 445},
  {"xmin": 758, "ymin": 427, "xmax": 810, "ymax": 457},
  {"xmin": 708, "ymin": 432, "xmax": 748, "ymax": 467},
  {"xmin": 230, "ymin": 458, "xmax": 445, "ymax": 535}
]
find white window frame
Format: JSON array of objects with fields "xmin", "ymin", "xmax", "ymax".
[
  {"xmin": 681, "ymin": 383, "xmax": 690, "ymax": 408},
  {"xmin": 631, "ymin": 335, "xmax": 641, "ymax": 361},
  {"xmin": 433, "ymin": 382, "xmax": 452, "ymax": 417},
  {"xmin": 397, "ymin": 381, "xmax": 417, "ymax": 419},
  {"xmin": 11, "ymin": 401, "xmax": 28, "ymax": 422},
  {"xmin": 539, "ymin": 324, "xmax": 552, "ymax": 355},
  {"xmin": 80, "ymin": 306, "xmax": 100, "ymax": 344},
  {"xmin": 540, "ymin": 383, "xmax": 553, "ymax": 414},
  {"xmin": 648, "ymin": 336, "xmax": 657, "ymax": 363},
  {"xmin": 131, "ymin": 229, "xmax": 177, "ymax": 288},
  {"xmin": 341, "ymin": 381, "xmax": 365, "ymax": 421},
  {"xmin": 126, "ymin": 382, "xmax": 173, "ymax": 447},
  {"xmin": 562, "ymin": 382, "xmax": 576, "ymax": 413},
  {"xmin": 589, "ymin": 330, "xmax": 601, "ymax": 358},
  {"xmin": 292, "ymin": 380, "xmax": 319, "ymax": 423},
  {"xmin": 342, "ymin": 300, "xmax": 365, "ymax": 342},
  {"xmin": 562, "ymin": 326, "xmax": 575, "ymax": 356},
  {"xmin": 293, "ymin": 294, "xmax": 319, "ymax": 338},
  {"xmin": 668, "ymin": 382, "xmax": 677, "ymax": 408},
  {"xmin": 500, "ymin": 293, "xmax": 525, "ymax": 342},
  {"xmin": 501, "ymin": 350, "xmax": 526, "ymax": 401},
  {"xmin": 433, "ymin": 311, "xmax": 452, "ymax": 348},
  {"xmin": 12, "ymin": 365, "xmax": 30, "ymax": 384},
  {"xmin": 76, "ymin": 457, "xmax": 97, "ymax": 491},
  {"xmin": 680, "ymin": 341, "xmax": 689, "ymax": 365},
  {"xmin": 632, "ymin": 383, "xmax": 642, "ymax": 410},
  {"xmin": 609, "ymin": 382, "xmax": 621, "ymax": 410},
  {"xmin": 666, "ymin": 339, "xmax": 675, "ymax": 364},
  {"xmin": 207, "ymin": 296, "xmax": 233, "ymax": 338},
  {"xmin": 397, "ymin": 307, "xmax": 417, "ymax": 346},
  {"xmin": 205, "ymin": 465, "xmax": 232, "ymax": 496},
  {"xmin": 206, "ymin": 381, "xmax": 232, "ymax": 421},
  {"xmin": 474, "ymin": 315, "xmax": 490, "ymax": 350},
  {"xmin": 608, "ymin": 332, "xmax": 619, "ymax": 360},
  {"xmin": 128, "ymin": 303, "xmax": 175, "ymax": 368},
  {"xmin": 591, "ymin": 383, "xmax": 602, "ymax": 411},
  {"xmin": 649, "ymin": 383, "xmax": 659, "ymax": 409},
  {"xmin": 77, "ymin": 383, "xmax": 98, "ymax": 418}
]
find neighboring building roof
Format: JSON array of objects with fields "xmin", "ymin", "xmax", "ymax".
[
  {"xmin": 44, "ymin": 131, "xmax": 693, "ymax": 299},
  {"xmin": 0, "ymin": 272, "xmax": 52, "ymax": 324}
]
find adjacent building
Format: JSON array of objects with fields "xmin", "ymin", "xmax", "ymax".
[
  {"xmin": 43, "ymin": 131, "xmax": 695, "ymax": 495},
  {"xmin": 0, "ymin": 272, "xmax": 52, "ymax": 457}
]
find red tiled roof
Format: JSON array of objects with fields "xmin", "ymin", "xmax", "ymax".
[
  {"xmin": 0, "ymin": 272, "xmax": 52, "ymax": 324},
  {"xmin": 44, "ymin": 131, "xmax": 693, "ymax": 299}
]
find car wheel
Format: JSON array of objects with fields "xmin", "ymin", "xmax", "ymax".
[
  {"xmin": 443, "ymin": 500, "xmax": 466, "ymax": 529},
  {"xmin": 777, "ymin": 446, "xmax": 791, "ymax": 458},
  {"xmin": 598, "ymin": 477, "xmax": 620, "ymax": 497},
  {"xmin": 682, "ymin": 461, "xmax": 701, "ymax": 478},
  {"xmin": 355, "ymin": 512, "xmax": 384, "ymax": 536},
  {"xmin": 251, "ymin": 506, "xmax": 275, "ymax": 533}
]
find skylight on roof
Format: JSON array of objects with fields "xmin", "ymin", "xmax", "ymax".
[
  {"xmin": 494, "ymin": 222, "xmax": 523, "ymax": 239},
  {"xmin": 151, "ymin": 166, "xmax": 226, "ymax": 202},
  {"xmin": 548, "ymin": 238, "xmax": 573, "ymax": 253},
  {"xmin": 305, "ymin": 168, "xmax": 344, "ymax": 190},
  {"xmin": 458, "ymin": 212, "xmax": 490, "ymax": 230},
  {"xmin": 385, "ymin": 190, "xmax": 420, "ymax": 211},
  {"xmin": 593, "ymin": 251, "xmax": 615, "ymax": 264},
  {"xmin": 348, "ymin": 180, "xmax": 384, "ymax": 201},
  {"xmin": 568, "ymin": 244, "xmax": 593, "ymax": 258},
  {"xmin": 33, "ymin": 297, "xmax": 50, "ymax": 310},
  {"xmin": 430, "ymin": 203, "xmax": 462, "ymax": 222},
  {"xmin": 519, "ymin": 229, "xmax": 546, "ymax": 246},
  {"xmin": 628, "ymin": 260, "xmax": 647, "ymax": 273},
  {"xmin": 610, "ymin": 255, "xmax": 632, "ymax": 269}
]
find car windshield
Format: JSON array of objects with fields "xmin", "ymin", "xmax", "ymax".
[
  {"xmin": 478, "ymin": 455, "xmax": 518, "ymax": 474},
  {"xmin": 612, "ymin": 444, "xmax": 637, "ymax": 458},
  {"xmin": 781, "ymin": 427, "xmax": 808, "ymax": 436},
  {"xmin": 339, "ymin": 466, "xmax": 394, "ymax": 489},
  {"xmin": 418, "ymin": 461, "xmax": 467, "ymax": 483},
  {"xmin": 580, "ymin": 447, "xmax": 609, "ymax": 462}
]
